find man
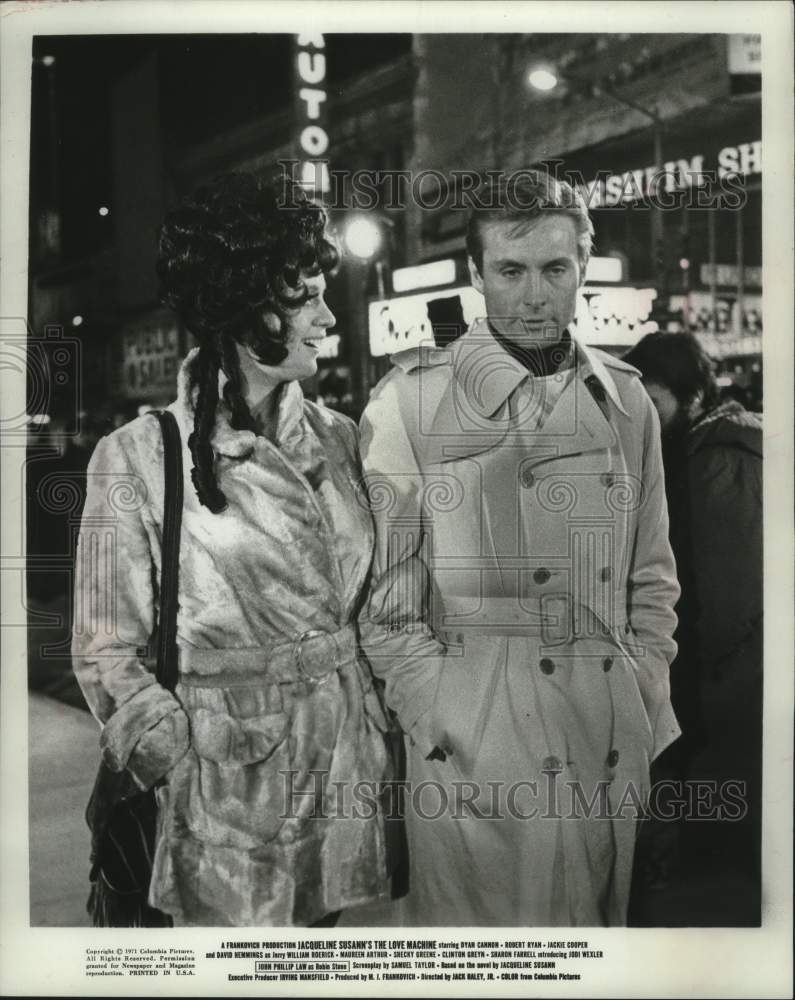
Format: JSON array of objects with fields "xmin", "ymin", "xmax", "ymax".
[
  {"xmin": 622, "ymin": 332, "xmax": 762, "ymax": 918},
  {"xmin": 359, "ymin": 172, "xmax": 680, "ymax": 926}
]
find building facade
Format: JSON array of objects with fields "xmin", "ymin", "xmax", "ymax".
[{"xmin": 28, "ymin": 33, "xmax": 762, "ymax": 423}]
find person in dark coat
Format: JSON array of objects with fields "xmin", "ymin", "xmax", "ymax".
[{"xmin": 623, "ymin": 332, "xmax": 762, "ymax": 923}]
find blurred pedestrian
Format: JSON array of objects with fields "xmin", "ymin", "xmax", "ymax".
[{"xmin": 623, "ymin": 331, "xmax": 762, "ymax": 915}]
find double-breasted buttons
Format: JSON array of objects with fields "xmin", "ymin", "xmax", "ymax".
[
  {"xmin": 539, "ymin": 658, "xmax": 555, "ymax": 675},
  {"xmin": 600, "ymin": 566, "xmax": 613, "ymax": 582},
  {"xmin": 533, "ymin": 567, "xmax": 551, "ymax": 585},
  {"xmin": 601, "ymin": 472, "xmax": 615, "ymax": 487},
  {"xmin": 542, "ymin": 755, "xmax": 563, "ymax": 772},
  {"xmin": 520, "ymin": 467, "xmax": 535, "ymax": 489},
  {"xmin": 602, "ymin": 656, "xmax": 613, "ymax": 672},
  {"xmin": 606, "ymin": 749, "xmax": 619, "ymax": 768}
]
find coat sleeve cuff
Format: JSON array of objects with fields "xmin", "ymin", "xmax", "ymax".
[
  {"xmin": 99, "ymin": 682, "xmax": 186, "ymax": 774},
  {"xmin": 125, "ymin": 708, "xmax": 191, "ymax": 790}
]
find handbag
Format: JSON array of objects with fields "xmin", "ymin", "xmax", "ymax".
[{"xmin": 85, "ymin": 410, "xmax": 183, "ymax": 927}]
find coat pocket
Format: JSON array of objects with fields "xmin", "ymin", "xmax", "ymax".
[
  {"xmin": 190, "ymin": 707, "xmax": 289, "ymax": 765},
  {"xmin": 609, "ymin": 634, "xmax": 656, "ymax": 758}
]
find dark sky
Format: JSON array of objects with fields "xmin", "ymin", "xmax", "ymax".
[{"xmin": 30, "ymin": 33, "xmax": 412, "ymax": 262}]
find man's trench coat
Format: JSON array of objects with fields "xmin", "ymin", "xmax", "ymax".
[{"xmin": 359, "ymin": 320, "xmax": 681, "ymax": 926}]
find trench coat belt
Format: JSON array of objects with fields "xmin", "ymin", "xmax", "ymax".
[
  {"xmin": 177, "ymin": 623, "xmax": 358, "ymax": 687},
  {"xmin": 435, "ymin": 594, "xmax": 628, "ymax": 643}
]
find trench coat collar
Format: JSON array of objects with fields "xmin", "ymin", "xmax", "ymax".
[
  {"xmin": 175, "ymin": 348, "xmax": 305, "ymax": 459},
  {"xmin": 575, "ymin": 340, "xmax": 631, "ymax": 418},
  {"xmin": 453, "ymin": 319, "xmax": 628, "ymax": 419},
  {"xmin": 421, "ymin": 320, "xmax": 622, "ymax": 465}
]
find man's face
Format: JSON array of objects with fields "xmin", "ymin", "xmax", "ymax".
[{"xmin": 468, "ymin": 214, "xmax": 583, "ymax": 348}]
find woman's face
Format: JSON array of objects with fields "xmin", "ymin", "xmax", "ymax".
[
  {"xmin": 643, "ymin": 379, "xmax": 680, "ymax": 430},
  {"xmin": 247, "ymin": 272, "xmax": 336, "ymax": 382}
]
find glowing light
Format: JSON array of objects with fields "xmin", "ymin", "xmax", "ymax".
[
  {"xmin": 98, "ymin": 206, "xmax": 110, "ymax": 217},
  {"xmin": 393, "ymin": 259, "xmax": 456, "ymax": 293},
  {"xmin": 679, "ymin": 258, "xmax": 690, "ymax": 270},
  {"xmin": 585, "ymin": 256, "xmax": 623, "ymax": 284},
  {"xmin": 344, "ymin": 218, "xmax": 382, "ymax": 260},
  {"xmin": 41, "ymin": 55, "xmax": 55, "ymax": 68},
  {"xmin": 71, "ymin": 315, "xmax": 83, "ymax": 327},
  {"xmin": 29, "ymin": 414, "xmax": 51, "ymax": 426},
  {"xmin": 528, "ymin": 67, "xmax": 559, "ymax": 92}
]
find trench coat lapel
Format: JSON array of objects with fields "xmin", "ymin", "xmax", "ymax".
[
  {"xmin": 520, "ymin": 367, "xmax": 618, "ymax": 469},
  {"xmin": 419, "ymin": 382, "xmax": 512, "ymax": 465},
  {"xmin": 420, "ymin": 321, "xmax": 617, "ymax": 467}
]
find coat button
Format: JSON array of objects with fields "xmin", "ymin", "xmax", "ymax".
[
  {"xmin": 520, "ymin": 467, "xmax": 535, "ymax": 488},
  {"xmin": 600, "ymin": 566, "xmax": 613, "ymax": 582},
  {"xmin": 542, "ymin": 755, "xmax": 563, "ymax": 772},
  {"xmin": 606, "ymin": 749, "xmax": 619, "ymax": 767},
  {"xmin": 533, "ymin": 567, "xmax": 551, "ymax": 585},
  {"xmin": 601, "ymin": 472, "xmax": 615, "ymax": 487},
  {"xmin": 539, "ymin": 657, "xmax": 555, "ymax": 675},
  {"xmin": 602, "ymin": 656, "xmax": 613, "ymax": 672}
]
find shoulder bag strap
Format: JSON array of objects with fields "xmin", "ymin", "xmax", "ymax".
[{"xmin": 153, "ymin": 410, "xmax": 183, "ymax": 693}]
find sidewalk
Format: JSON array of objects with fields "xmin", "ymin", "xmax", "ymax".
[{"xmin": 29, "ymin": 692, "xmax": 99, "ymax": 926}]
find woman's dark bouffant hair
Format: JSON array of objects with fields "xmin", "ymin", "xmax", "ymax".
[{"xmin": 157, "ymin": 170, "xmax": 339, "ymax": 513}]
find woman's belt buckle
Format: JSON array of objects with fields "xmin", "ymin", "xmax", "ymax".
[{"xmin": 295, "ymin": 630, "xmax": 335, "ymax": 685}]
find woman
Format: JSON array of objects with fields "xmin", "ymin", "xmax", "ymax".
[{"xmin": 72, "ymin": 170, "xmax": 390, "ymax": 927}]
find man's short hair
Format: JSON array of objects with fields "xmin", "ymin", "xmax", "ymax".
[
  {"xmin": 465, "ymin": 171, "xmax": 594, "ymax": 274},
  {"xmin": 623, "ymin": 332, "xmax": 720, "ymax": 410}
]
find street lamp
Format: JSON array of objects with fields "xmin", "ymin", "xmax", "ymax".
[
  {"xmin": 341, "ymin": 214, "xmax": 393, "ymax": 413},
  {"xmin": 528, "ymin": 65, "xmax": 665, "ymax": 291},
  {"xmin": 344, "ymin": 217, "xmax": 382, "ymax": 261},
  {"xmin": 526, "ymin": 67, "xmax": 558, "ymax": 92},
  {"xmin": 342, "ymin": 214, "xmax": 392, "ymax": 297}
]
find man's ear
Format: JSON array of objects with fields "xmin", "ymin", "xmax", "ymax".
[{"xmin": 467, "ymin": 256, "xmax": 484, "ymax": 294}]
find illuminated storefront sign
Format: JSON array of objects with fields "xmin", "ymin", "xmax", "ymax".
[
  {"xmin": 369, "ymin": 284, "xmax": 659, "ymax": 355},
  {"xmin": 584, "ymin": 256, "xmax": 623, "ymax": 284},
  {"xmin": 121, "ymin": 310, "xmax": 180, "ymax": 399},
  {"xmin": 728, "ymin": 34, "xmax": 761, "ymax": 74},
  {"xmin": 579, "ymin": 140, "xmax": 761, "ymax": 207},
  {"xmin": 392, "ymin": 259, "xmax": 457, "ymax": 293},
  {"xmin": 369, "ymin": 286, "xmax": 484, "ymax": 356},
  {"xmin": 699, "ymin": 263, "xmax": 762, "ymax": 288},
  {"xmin": 728, "ymin": 35, "xmax": 761, "ymax": 96},
  {"xmin": 294, "ymin": 33, "xmax": 330, "ymax": 194},
  {"xmin": 574, "ymin": 287, "xmax": 658, "ymax": 347},
  {"xmin": 669, "ymin": 291, "xmax": 762, "ymax": 355}
]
